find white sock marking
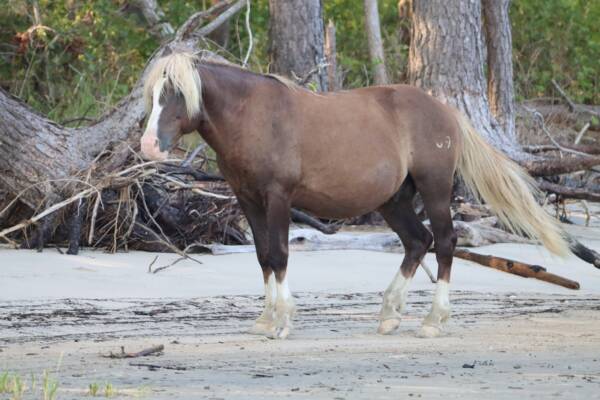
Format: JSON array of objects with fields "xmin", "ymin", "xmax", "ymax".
[
  {"xmin": 276, "ymin": 275, "xmax": 292, "ymax": 303},
  {"xmin": 380, "ymin": 270, "xmax": 412, "ymax": 320},
  {"xmin": 265, "ymin": 272, "xmax": 276, "ymax": 308},
  {"xmin": 425, "ymin": 280, "xmax": 450, "ymax": 327}
]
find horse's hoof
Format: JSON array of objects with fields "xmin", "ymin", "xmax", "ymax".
[
  {"xmin": 269, "ymin": 326, "xmax": 290, "ymax": 340},
  {"xmin": 248, "ymin": 321, "xmax": 273, "ymax": 336},
  {"xmin": 377, "ymin": 318, "xmax": 400, "ymax": 335},
  {"xmin": 418, "ymin": 324, "xmax": 442, "ymax": 338}
]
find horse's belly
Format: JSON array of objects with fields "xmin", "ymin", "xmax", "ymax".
[{"xmin": 292, "ymin": 164, "xmax": 405, "ymax": 219}]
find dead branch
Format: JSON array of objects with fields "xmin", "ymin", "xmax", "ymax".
[
  {"xmin": 551, "ymin": 79, "xmax": 578, "ymax": 113},
  {"xmin": 128, "ymin": 0, "xmax": 174, "ymax": 40},
  {"xmin": 538, "ymin": 181, "xmax": 600, "ymax": 202},
  {"xmin": 568, "ymin": 237, "xmax": 600, "ymax": 269},
  {"xmin": 454, "ymin": 249, "xmax": 580, "ymax": 290},
  {"xmin": 291, "ymin": 209, "xmax": 339, "ymax": 234},
  {"xmin": 522, "ymin": 106, "xmax": 593, "ymax": 158},
  {"xmin": 419, "ymin": 259, "xmax": 437, "ymax": 283},
  {"xmin": 522, "ymin": 154, "xmax": 600, "ymax": 177},
  {"xmin": 151, "ymin": 256, "xmax": 187, "ymax": 274},
  {"xmin": 523, "ymin": 143, "xmax": 600, "ymax": 155},
  {"xmin": 518, "ymin": 102, "xmax": 600, "ymax": 131}
]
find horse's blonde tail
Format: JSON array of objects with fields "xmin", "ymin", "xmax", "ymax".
[{"xmin": 453, "ymin": 110, "xmax": 570, "ymax": 256}]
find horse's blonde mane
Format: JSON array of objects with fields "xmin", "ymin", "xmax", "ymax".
[
  {"xmin": 144, "ymin": 50, "xmax": 202, "ymax": 118},
  {"xmin": 144, "ymin": 50, "xmax": 306, "ymax": 117}
]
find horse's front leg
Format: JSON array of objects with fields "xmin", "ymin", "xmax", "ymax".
[
  {"xmin": 265, "ymin": 189, "xmax": 294, "ymax": 339},
  {"xmin": 236, "ymin": 196, "xmax": 275, "ymax": 336}
]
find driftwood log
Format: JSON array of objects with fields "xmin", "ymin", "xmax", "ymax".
[{"xmin": 454, "ymin": 249, "xmax": 580, "ymax": 290}]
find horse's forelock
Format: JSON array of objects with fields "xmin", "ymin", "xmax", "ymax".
[{"xmin": 143, "ymin": 51, "xmax": 202, "ymax": 118}]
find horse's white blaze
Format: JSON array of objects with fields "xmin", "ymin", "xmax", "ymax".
[{"xmin": 140, "ymin": 77, "xmax": 168, "ymax": 161}]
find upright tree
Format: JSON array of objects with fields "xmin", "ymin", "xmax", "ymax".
[
  {"xmin": 483, "ymin": 0, "xmax": 516, "ymax": 142},
  {"xmin": 408, "ymin": 0, "xmax": 519, "ymax": 157},
  {"xmin": 268, "ymin": 0, "xmax": 328, "ymax": 91},
  {"xmin": 364, "ymin": 0, "xmax": 388, "ymax": 85}
]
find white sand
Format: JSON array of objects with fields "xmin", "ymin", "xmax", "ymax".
[
  {"xmin": 1, "ymin": 223, "xmax": 599, "ymax": 300},
  {"xmin": 1, "ymin": 222, "xmax": 600, "ymax": 399}
]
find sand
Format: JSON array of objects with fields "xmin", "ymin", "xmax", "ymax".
[{"xmin": 1, "ymin": 221, "xmax": 599, "ymax": 399}]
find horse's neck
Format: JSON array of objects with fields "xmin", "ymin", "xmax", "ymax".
[{"xmin": 196, "ymin": 64, "xmax": 253, "ymax": 157}]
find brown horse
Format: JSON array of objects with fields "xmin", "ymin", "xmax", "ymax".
[{"xmin": 140, "ymin": 50, "xmax": 568, "ymax": 339}]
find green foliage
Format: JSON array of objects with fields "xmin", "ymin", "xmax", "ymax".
[
  {"xmin": 511, "ymin": 0, "xmax": 600, "ymax": 103},
  {"xmin": 0, "ymin": 0, "xmax": 598, "ymax": 125},
  {"xmin": 0, "ymin": 0, "xmax": 159, "ymax": 122}
]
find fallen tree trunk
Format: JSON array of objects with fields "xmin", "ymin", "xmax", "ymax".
[{"xmin": 454, "ymin": 248, "xmax": 580, "ymax": 290}]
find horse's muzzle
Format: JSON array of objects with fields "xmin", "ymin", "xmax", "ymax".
[{"xmin": 140, "ymin": 131, "xmax": 168, "ymax": 161}]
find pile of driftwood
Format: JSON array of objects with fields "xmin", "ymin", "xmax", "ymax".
[{"xmin": 0, "ymin": 140, "xmax": 246, "ymax": 255}]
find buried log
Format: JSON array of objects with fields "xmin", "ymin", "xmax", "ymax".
[
  {"xmin": 103, "ymin": 344, "xmax": 165, "ymax": 359},
  {"xmin": 454, "ymin": 249, "xmax": 580, "ymax": 290}
]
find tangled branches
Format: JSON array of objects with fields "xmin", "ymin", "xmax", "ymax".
[{"xmin": 0, "ymin": 141, "xmax": 247, "ymax": 254}]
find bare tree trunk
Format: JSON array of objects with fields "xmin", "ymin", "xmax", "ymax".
[
  {"xmin": 483, "ymin": 0, "xmax": 516, "ymax": 142},
  {"xmin": 268, "ymin": 0, "xmax": 328, "ymax": 91},
  {"xmin": 324, "ymin": 20, "xmax": 340, "ymax": 91},
  {"xmin": 397, "ymin": 0, "xmax": 412, "ymax": 48},
  {"xmin": 0, "ymin": 84, "xmax": 145, "ymax": 208},
  {"xmin": 408, "ymin": 0, "xmax": 519, "ymax": 157},
  {"xmin": 363, "ymin": 0, "xmax": 388, "ymax": 85}
]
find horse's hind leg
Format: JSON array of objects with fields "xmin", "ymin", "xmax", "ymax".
[
  {"xmin": 377, "ymin": 177, "xmax": 433, "ymax": 335},
  {"xmin": 414, "ymin": 173, "xmax": 457, "ymax": 338}
]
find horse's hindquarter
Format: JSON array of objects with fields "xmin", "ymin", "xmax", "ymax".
[{"xmin": 291, "ymin": 87, "xmax": 415, "ymax": 218}]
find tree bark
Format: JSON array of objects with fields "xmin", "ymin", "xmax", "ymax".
[
  {"xmin": 408, "ymin": 0, "xmax": 519, "ymax": 157},
  {"xmin": 483, "ymin": 0, "xmax": 516, "ymax": 142},
  {"xmin": 0, "ymin": 85, "xmax": 145, "ymax": 208},
  {"xmin": 363, "ymin": 0, "xmax": 388, "ymax": 85},
  {"xmin": 324, "ymin": 20, "xmax": 340, "ymax": 91},
  {"xmin": 268, "ymin": 0, "xmax": 328, "ymax": 91}
]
